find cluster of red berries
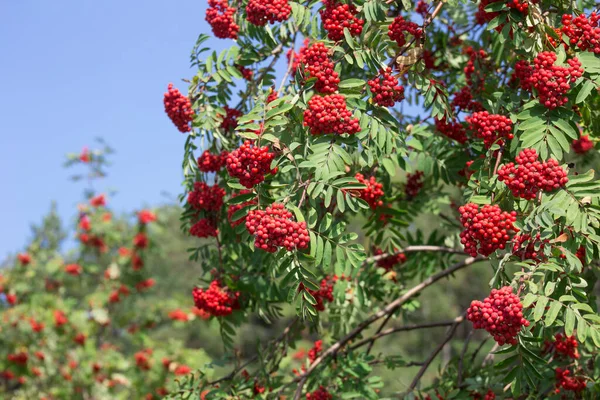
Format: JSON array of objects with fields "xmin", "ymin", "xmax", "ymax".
[
  {"xmin": 561, "ymin": 12, "xmax": 600, "ymax": 54},
  {"xmin": 320, "ymin": 0, "xmax": 364, "ymax": 41},
  {"xmin": 497, "ymin": 148, "xmax": 568, "ymax": 200},
  {"xmin": 459, "ymin": 203, "xmax": 518, "ymax": 257},
  {"xmin": 246, "ymin": 0, "xmax": 291, "ymax": 26},
  {"xmin": 220, "ymin": 106, "xmax": 242, "ymax": 132},
  {"xmin": 187, "ymin": 182, "xmax": 226, "ymax": 211},
  {"xmin": 236, "ymin": 64, "xmax": 253, "ymax": 81},
  {"xmin": 451, "ymin": 86, "xmax": 482, "ymax": 112},
  {"xmin": 388, "ymin": 16, "xmax": 422, "ymax": 47},
  {"xmin": 300, "ymin": 42, "xmax": 340, "ymax": 93},
  {"xmin": 133, "ymin": 233, "xmax": 148, "ymax": 249},
  {"xmin": 164, "ymin": 84, "xmax": 194, "ymax": 133},
  {"xmin": 546, "ymin": 333, "xmax": 580, "ymax": 359},
  {"xmin": 475, "ymin": 0, "xmax": 498, "ymax": 25},
  {"xmin": 90, "ymin": 194, "xmax": 107, "ymax": 207},
  {"xmin": 192, "ymin": 280, "xmax": 240, "ymax": 317},
  {"xmin": 435, "ymin": 117, "xmax": 468, "ymax": 144},
  {"xmin": 138, "ymin": 209, "xmax": 157, "ymax": 224},
  {"xmin": 65, "ymin": 263, "xmax": 83, "ymax": 276},
  {"xmin": 531, "ymin": 51, "xmax": 583, "ymax": 109},
  {"xmin": 308, "ymin": 340, "xmax": 322, "ymax": 364},
  {"xmin": 245, "ymin": 203, "xmax": 309, "ymax": 252},
  {"xmin": 225, "ymin": 141, "xmax": 277, "ymax": 188},
  {"xmin": 511, "ymin": 60, "xmax": 533, "ymax": 91},
  {"xmin": 572, "ymin": 135, "xmax": 594, "ymax": 154},
  {"xmin": 416, "ymin": 0, "xmax": 429, "ymax": 18},
  {"xmin": 287, "ymin": 38, "xmax": 309, "ymax": 73},
  {"xmin": 134, "ymin": 349, "xmax": 152, "ymax": 370},
  {"xmin": 466, "ymin": 111, "xmax": 514, "ymax": 148},
  {"xmin": 405, "ymin": 171, "xmax": 424, "ymax": 198},
  {"xmin": 227, "ymin": 190, "xmax": 257, "ymax": 227},
  {"xmin": 354, "ymin": 173, "xmax": 384, "ymax": 209},
  {"xmin": 168, "ymin": 309, "xmax": 190, "ymax": 322},
  {"xmin": 54, "ymin": 310, "xmax": 68, "ymax": 327},
  {"xmin": 306, "ymin": 386, "xmax": 332, "ymax": 400},
  {"xmin": 367, "ymin": 68, "xmax": 405, "ymax": 107},
  {"xmin": 17, "ymin": 253, "xmax": 31, "ymax": 266},
  {"xmin": 374, "ymin": 248, "xmax": 406, "ymax": 271},
  {"xmin": 267, "ymin": 87, "xmax": 279, "ymax": 103},
  {"xmin": 304, "ymin": 94, "xmax": 360, "ymax": 135},
  {"xmin": 507, "ymin": 0, "xmax": 534, "ymax": 13},
  {"xmin": 467, "ymin": 286, "xmax": 529, "ymax": 345},
  {"xmin": 554, "ymin": 368, "xmax": 587, "ymax": 394},
  {"xmin": 464, "ymin": 47, "xmax": 488, "ymax": 91},
  {"xmin": 197, "ymin": 150, "xmax": 228, "ymax": 173},
  {"xmin": 190, "ymin": 219, "xmax": 218, "ymax": 238},
  {"xmin": 7, "ymin": 352, "xmax": 28, "ymax": 365},
  {"xmin": 512, "ymin": 233, "xmax": 547, "ymax": 262},
  {"xmin": 304, "ymin": 278, "xmax": 335, "ymax": 311},
  {"xmin": 206, "ymin": 0, "xmax": 239, "ymax": 39}
]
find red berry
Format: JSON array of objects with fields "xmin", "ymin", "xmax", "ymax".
[
  {"xmin": 459, "ymin": 203, "xmax": 517, "ymax": 257},
  {"xmin": 164, "ymin": 84, "xmax": 194, "ymax": 133},
  {"xmin": 561, "ymin": 12, "xmax": 600, "ymax": 55},
  {"xmin": 497, "ymin": 148, "xmax": 568, "ymax": 200},
  {"xmin": 373, "ymin": 248, "xmax": 406, "ymax": 272},
  {"xmin": 303, "ymin": 94, "xmax": 360, "ymax": 135},
  {"xmin": 205, "ymin": 0, "xmax": 239, "ymax": 39},
  {"xmin": 189, "ymin": 219, "xmax": 218, "ymax": 238},
  {"xmin": 320, "ymin": 0, "xmax": 364, "ymax": 41},
  {"xmin": 187, "ymin": 182, "xmax": 226, "ymax": 211},
  {"xmin": 300, "ymin": 42, "xmax": 340, "ymax": 93},
  {"xmin": 225, "ymin": 141, "xmax": 277, "ymax": 188},
  {"xmin": 572, "ymin": 135, "xmax": 594, "ymax": 154},
  {"xmin": 245, "ymin": 203, "xmax": 310, "ymax": 252},
  {"xmin": 354, "ymin": 173, "xmax": 384, "ymax": 209},
  {"xmin": 554, "ymin": 367, "xmax": 587, "ymax": 393},
  {"xmin": 246, "ymin": 0, "xmax": 291, "ymax": 26},
  {"xmin": 466, "ymin": 111, "xmax": 514, "ymax": 149},
  {"xmin": 388, "ymin": 16, "xmax": 422, "ymax": 47},
  {"xmin": 435, "ymin": 117, "xmax": 468, "ymax": 144},
  {"xmin": 531, "ymin": 51, "xmax": 583, "ymax": 109},
  {"xmin": 227, "ymin": 190, "xmax": 257, "ymax": 227},
  {"xmin": 405, "ymin": 171, "xmax": 424, "ymax": 198},
  {"xmin": 367, "ymin": 68, "xmax": 405, "ymax": 107},
  {"xmin": 467, "ymin": 286, "xmax": 529, "ymax": 346},
  {"xmin": 306, "ymin": 386, "xmax": 332, "ymax": 400},
  {"xmin": 192, "ymin": 280, "xmax": 240, "ymax": 317},
  {"xmin": 220, "ymin": 106, "xmax": 242, "ymax": 132},
  {"xmin": 197, "ymin": 150, "xmax": 228, "ymax": 173}
]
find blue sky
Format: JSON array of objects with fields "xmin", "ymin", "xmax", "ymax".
[{"xmin": 0, "ymin": 1, "xmax": 230, "ymax": 258}]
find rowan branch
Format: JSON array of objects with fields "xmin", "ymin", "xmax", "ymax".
[
  {"xmin": 288, "ymin": 256, "xmax": 486, "ymax": 399},
  {"xmin": 350, "ymin": 317, "xmax": 465, "ymax": 351},
  {"xmin": 363, "ymin": 245, "xmax": 467, "ymax": 265},
  {"xmin": 404, "ymin": 312, "xmax": 466, "ymax": 395}
]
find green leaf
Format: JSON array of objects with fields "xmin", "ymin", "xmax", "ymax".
[
  {"xmin": 338, "ymin": 79, "xmax": 365, "ymax": 89},
  {"xmin": 565, "ymin": 307, "xmax": 576, "ymax": 336},
  {"xmin": 576, "ymin": 80, "xmax": 595, "ymax": 103},
  {"xmin": 544, "ymin": 301, "xmax": 562, "ymax": 327},
  {"xmin": 534, "ymin": 296, "xmax": 548, "ymax": 322},
  {"xmin": 337, "ymin": 190, "xmax": 346, "ymax": 213}
]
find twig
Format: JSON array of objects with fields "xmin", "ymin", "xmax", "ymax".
[
  {"xmin": 288, "ymin": 256, "xmax": 486, "ymax": 399},
  {"xmin": 404, "ymin": 312, "xmax": 466, "ymax": 395},
  {"xmin": 482, "ymin": 343, "xmax": 500, "ymax": 366},
  {"xmin": 457, "ymin": 329, "xmax": 474, "ymax": 387},
  {"xmin": 278, "ymin": 36, "xmax": 297, "ymax": 95},
  {"xmin": 469, "ymin": 337, "xmax": 490, "ymax": 365},
  {"xmin": 363, "ymin": 245, "xmax": 467, "ymax": 265},
  {"xmin": 490, "ymin": 146, "xmax": 504, "ymax": 202},
  {"xmin": 350, "ymin": 317, "xmax": 464, "ymax": 351},
  {"xmin": 365, "ymin": 313, "xmax": 394, "ymax": 355}
]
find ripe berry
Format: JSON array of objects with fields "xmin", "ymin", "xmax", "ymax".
[
  {"xmin": 206, "ymin": 0, "xmax": 239, "ymax": 39},
  {"xmin": 197, "ymin": 150, "xmax": 227, "ymax": 173},
  {"xmin": 168, "ymin": 309, "xmax": 190, "ymax": 322},
  {"xmin": 267, "ymin": 87, "xmax": 279, "ymax": 103},
  {"xmin": 246, "ymin": 0, "xmax": 291, "ymax": 26},
  {"xmin": 133, "ymin": 233, "xmax": 149, "ymax": 249},
  {"xmin": 467, "ymin": 286, "xmax": 529, "ymax": 345},
  {"xmin": 416, "ymin": 1, "xmax": 429, "ymax": 18},
  {"xmin": 190, "ymin": 219, "xmax": 218, "ymax": 238},
  {"xmin": 320, "ymin": 0, "xmax": 364, "ymax": 41},
  {"xmin": 545, "ymin": 333, "xmax": 579, "ymax": 359},
  {"xmin": 227, "ymin": 190, "xmax": 257, "ymax": 227},
  {"xmin": 225, "ymin": 141, "xmax": 277, "ymax": 188},
  {"xmin": 561, "ymin": 12, "xmax": 600, "ymax": 54},
  {"xmin": 572, "ymin": 135, "xmax": 594, "ymax": 154},
  {"xmin": 354, "ymin": 173, "xmax": 384, "ymax": 209},
  {"xmin": 164, "ymin": 84, "xmax": 194, "ymax": 133},
  {"xmin": 90, "ymin": 194, "xmax": 106, "ymax": 207},
  {"xmin": 405, "ymin": 171, "xmax": 424, "ymax": 198},
  {"xmin": 367, "ymin": 68, "xmax": 405, "ymax": 107},
  {"xmin": 459, "ymin": 203, "xmax": 517, "ymax": 257},
  {"xmin": 497, "ymin": 148, "xmax": 568, "ymax": 200},
  {"xmin": 306, "ymin": 386, "xmax": 332, "ymax": 400},
  {"xmin": 138, "ymin": 210, "xmax": 157, "ymax": 224},
  {"xmin": 388, "ymin": 16, "xmax": 422, "ymax": 47},
  {"xmin": 308, "ymin": 340, "xmax": 322, "ymax": 364},
  {"xmin": 300, "ymin": 42, "xmax": 340, "ymax": 93},
  {"xmin": 512, "ymin": 233, "xmax": 547, "ymax": 262},
  {"xmin": 466, "ymin": 111, "xmax": 514, "ymax": 148},
  {"xmin": 245, "ymin": 203, "xmax": 310, "ymax": 252},
  {"xmin": 192, "ymin": 280, "xmax": 240, "ymax": 317},
  {"xmin": 511, "ymin": 60, "xmax": 533, "ymax": 91},
  {"xmin": 236, "ymin": 64, "xmax": 253, "ymax": 81},
  {"xmin": 531, "ymin": 51, "xmax": 583, "ymax": 109},
  {"xmin": 554, "ymin": 368, "xmax": 586, "ymax": 394},
  {"xmin": 301, "ymin": 278, "xmax": 335, "ymax": 311},
  {"xmin": 220, "ymin": 106, "xmax": 242, "ymax": 132},
  {"xmin": 435, "ymin": 117, "xmax": 468, "ymax": 144},
  {"xmin": 373, "ymin": 248, "xmax": 406, "ymax": 271},
  {"xmin": 303, "ymin": 94, "xmax": 360, "ymax": 136},
  {"xmin": 187, "ymin": 182, "xmax": 226, "ymax": 211},
  {"xmin": 287, "ymin": 38, "xmax": 310, "ymax": 73},
  {"xmin": 17, "ymin": 253, "xmax": 31, "ymax": 266},
  {"xmin": 65, "ymin": 263, "xmax": 83, "ymax": 276},
  {"xmin": 463, "ymin": 47, "xmax": 488, "ymax": 91}
]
